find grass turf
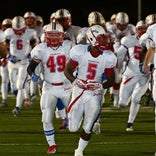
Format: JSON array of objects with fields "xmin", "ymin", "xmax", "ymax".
[{"xmin": 0, "ymin": 92, "xmax": 155, "ymax": 156}]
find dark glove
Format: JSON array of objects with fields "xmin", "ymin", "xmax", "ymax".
[{"xmin": 150, "ymin": 64, "xmax": 154, "ymax": 72}]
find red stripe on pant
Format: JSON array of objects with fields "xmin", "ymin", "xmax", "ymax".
[{"xmin": 67, "ymin": 90, "xmax": 85, "ymax": 113}]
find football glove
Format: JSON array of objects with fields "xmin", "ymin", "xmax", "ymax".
[
  {"xmin": 27, "ymin": 53, "xmax": 32, "ymax": 62},
  {"xmin": 7, "ymin": 55, "xmax": 18, "ymax": 63},
  {"xmin": 102, "ymin": 73, "xmax": 107, "ymax": 83},
  {"xmin": 31, "ymin": 74, "xmax": 40, "ymax": 82}
]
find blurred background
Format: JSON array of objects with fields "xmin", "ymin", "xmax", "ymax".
[{"xmin": 1, "ymin": 0, "xmax": 156, "ymax": 26}]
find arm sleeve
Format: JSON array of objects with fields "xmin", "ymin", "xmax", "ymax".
[{"xmin": 27, "ymin": 59, "xmax": 40, "ymax": 76}]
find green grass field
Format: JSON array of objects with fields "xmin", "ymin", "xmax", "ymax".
[{"xmin": 0, "ymin": 92, "xmax": 155, "ymax": 156}]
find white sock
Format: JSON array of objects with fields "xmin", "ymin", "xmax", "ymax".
[
  {"xmin": 128, "ymin": 102, "xmax": 140, "ymax": 123},
  {"xmin": 77, "ymin": 138, "xmax": 89, "ymax": 152},
  {"xmin": 43, "ymin": 123, "xmax": 56, "ymax": 146}
]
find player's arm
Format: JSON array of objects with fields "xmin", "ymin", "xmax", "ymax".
[
  {"xmin": 143, "ymin": 46, "xmax": 155, "ymax": 73},
  {"xmin": 64, "ymin": 59, "xmax": 77, "ymax": 83},
  {"xmin": 102, "ymin": 68, "xmax": 115, "ymax": 89},
  {"xmin": 0, "ymin": 41, "xmax": 8, "ymax": 58},
  {"xmin": 27, "ymin": 58, "xmax": 40, "ymax": 76}
]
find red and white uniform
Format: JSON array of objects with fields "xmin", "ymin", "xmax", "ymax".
[
  {"xmin": 4, "ymin": 27, "xmax": 38, "ymax": 108},
  {"xmin": 107, "ymin": 23, "xmax": 136, "ymax": 107},
  {"xmin": 31, "ymin": 40, "xmax": 73, "ymax": 124},
  {"xmin": 116, "ymin": 35, "xmax": 150, "ymax": 123},
  {"xmin": 67, "ymin": 44, "xmax": 117, "ymax": 133},
  {"xmin": 107, "ymin": 24, "xmax": 136, "ymax": 50},
  {"xmin": 146, "ymin": 24, "xmax": 156, "ymax": 102}
]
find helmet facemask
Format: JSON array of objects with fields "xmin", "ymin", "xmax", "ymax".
[
  {"xmin": 45, "ymin": 31, "xmax": 64, "ymax": 47},
  {"xmin": 44, "ymin": 22, "xmax": 64, "ymax": 47},
  {"xmin": 95, "ymin": 34, "xmax": 112, "ymax": 51},
  {"xmin": 13, "ymin": 28, "xmax": 26, "ymax": 36}
]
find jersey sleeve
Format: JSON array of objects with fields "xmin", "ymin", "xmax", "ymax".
[
  {"xmin": 105, "ymin": 51, "xmax": 117, "ymax": 69},
  {"xmin": 31, "ymin": 44, "xmax": 43, "ymax": 60}
]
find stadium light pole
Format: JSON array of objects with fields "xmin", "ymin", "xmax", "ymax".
[{"xmin": 138, "ymin": 0, "xmax": 142, "ymax": 20}]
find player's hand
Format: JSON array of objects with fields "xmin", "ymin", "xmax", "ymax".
[
  {"xmin": 139, "ymin": 63, "xmax": 147, "ymax": 74},
  {"xmin": 102, "ymin": 73, "xmax": 107, "ymax": 83},
  {"xmin": 27, "ymin": 53, "xmax": 32, "ymax": 62},
  {"xmin": 7, "ymin": 55, "xmax": 17, "ymax": 63},
  {"xmin": 31, "ymin": 74, "xmax": 40, "ymax": 82}
]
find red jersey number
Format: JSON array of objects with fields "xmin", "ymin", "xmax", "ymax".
[
  {"xmin": 16, "ymin": 39, "xmax": 23, "ymax": 50},
  {"xmin": 133, "ymin": 46, "xmax": 142, "ymax": 60},
  {"xmin": 46, "ymin": 55, "xmax": 66, "ymax": 72},
  {"xmin": 87, "ymin": 63, "xmax": 97, "ymax": 80}
]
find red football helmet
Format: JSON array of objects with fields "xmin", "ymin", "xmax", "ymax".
[
  {"xmin": 12, "ymin": 16, "xmax": 26, "ymax": 35},
  {"xmin": 44, "ymin": 22, "xmax": 64, "ymax": 47},
  {"xmin": 86, "ymin": 25, "xmax": 112, "ymax": 51}
]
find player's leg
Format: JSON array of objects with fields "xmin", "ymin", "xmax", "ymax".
[
  {"xmin": 74, "ymin": 94, "xmax": 101, "ymax": 156},
  {"xmin": 0, "ymin": 66, "xmax": 9, "ymax": 107},
  {"xmin": 118, "ymin": 76, "xmax": 136, "ymax": 107},
  {"xmin": 12, "ymin": 64, "xmax": 28, "ymax": 116},
  {"xmin": 56, "ymin": 98, "xmax": 68, "ymax": 130},
  {"xmin": 152, "ymin": 71, "xmax": 156, "ymax": 134},
  {"xmin": 92, "ymin": 89, "xmax": 106, "ymax": 134},
  {"xmin": 126, "ymin": 77, "xmax": 149, "ymax": 131},
  {"xmin": 41, "ymin": 89, "xmax": 57, "ymax": 154}
]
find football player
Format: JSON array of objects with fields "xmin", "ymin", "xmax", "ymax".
[
  {"xmin": 116, "ymin": 20, "xmax": 150, "ymax": 131},
  {"xmin": 143, "ymin": 19, "xmax": 156, "ymax": 134},
  {"xmin": 107, "ymin": 11, "xmax": 136, "ymax": 108},
  {"xmin": 27, "ymin": 22, "xmax": 73, "ymax": 154},
  {"xmin": 64, "ymin": 25, "xmax": 117, "ymax": 156},
  {"xmin": 0, "ymin": 18, "xmax": 12, "ymax": 107},
  {"xmin": 4, "ymin": 16, "xmax": 39, "ymax": 116}
]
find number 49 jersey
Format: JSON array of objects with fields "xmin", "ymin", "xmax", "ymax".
[{"xmin": 31, "ymin": 40, "xmax": 73, "ymax": 83}]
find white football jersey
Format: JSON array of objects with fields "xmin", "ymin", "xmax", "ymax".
[
  {"xmin": 64, "ymin": 25, "xmax": 81, "ymax": 44},
  {"xmin": 107, "ymin": 24, "xmax": 136, "ymax": 41},
  {"xmin": 145, "ymin": 23, "xmax": 156, "ymax": 48},
  {"xmin": 76, "ymin": 27, "xmax": 88, "ymax": 44},
  {"xmin": 4, "ymin": 28, "xmax": 39, "ymax": 60},
  {"xmin": 107, "ymin": 24, "xmax": 136, "ymax": 50},
  {"xmin": 70, "ymin": 44, "xmax": 117, "ymax": 83},
  {"xmin": 115, "ymin": 35, "xmax": 146, "ymax": 76},
  {"xmin": 31, "ymin": 40, "xmax": 73, "ymax": 83}
]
